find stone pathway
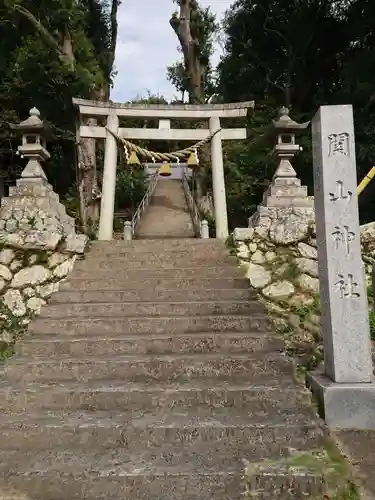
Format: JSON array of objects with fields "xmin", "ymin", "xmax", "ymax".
[{"xmin": 136, "ymin": 179, "xmax": 195, "ymax": 239}]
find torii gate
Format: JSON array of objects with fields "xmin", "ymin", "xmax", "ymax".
[{"xmin": 73, "ymin": 98, "xmax": 254, "ymax": 240}]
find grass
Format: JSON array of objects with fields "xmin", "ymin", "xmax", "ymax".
[
  {"xmin": 369, "ymin": 310, "xmax": 375, "ymax": 340},
  {"xmin": 0, "ymin": 342, "xmax": 15, "ymax": 361},
  {"xmin": 281, "ymin": 260, "xmax": 301, "ymax": 281},
  {"xmin": 294, "ymin": 296, "xmax": 321, "ymax": 323},
  {"xmin": 367, "ymin": 284, "xmax": 375, "ymax": 340}
]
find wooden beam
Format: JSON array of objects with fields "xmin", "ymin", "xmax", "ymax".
[
  {"xmin": 73, "ymin": 98, "xmax": 254, "ymax": 120},
  {"xmin": 79, "ymin": 126, "xmax": 247, "ymax": 141}
]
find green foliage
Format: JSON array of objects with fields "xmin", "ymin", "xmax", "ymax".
[
  {"xmin": 0, "ymin": 0, "xmax": 113, "ymax": 196},
  {"xmin": 244, "ymin": 439, "xmax": 359, "ymax": 500},
  {"xmin": 167, "ymin": 62, "xmax": 191, "ymax": 98},
  {"xmin": 217, "ymin": 0, "xmax": 375, "ymax": 226},
  {"xmin": 281, "ymin": 261, "xmax": 301, "ymax": 282},
  {"xmin": 294, "ymin": 296, "xmax": 320, "ymax": 322},
  {"xmin": 62, "ymin": 185, "xmax": 81, "ymax": 224},
  {"xmin": 115, "ymin": 168, "xmax": 148, "ymax": 214},
  {"xmin": 0, "ymin": 342, "xmax": 14, "ymax": 362},
  {"xmin": 369, "ymin": 311, "xmax": 375, "ymax": 341}
]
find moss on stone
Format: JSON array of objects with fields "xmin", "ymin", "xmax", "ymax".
[
  {"xmin": 244, "ymin": 439, "xmax": 359, "ymax": 500},
  {"xmin": 0, "ymin": 342, "xmax": 15, "ymax": 361},
  {"xmin": 281, "ymin": 260, "xmax": 301, "ymax": 282}
]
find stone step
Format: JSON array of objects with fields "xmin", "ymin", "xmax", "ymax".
[
  {"xmin": 50, "ymin": 288, "xmax": 254, "ymax": 304},
  {"xmin": 135, "ymin": 232, "xmax": 195, "ymax": 240},
  {"xmin": 59, "ymin": 276, "xmax": 249, "ymax": 291},
  {"xmin": 28, "ymin": 314, "xmax": 272, "ymax": 335},
  {"xmin": 17, "ymin": 332, "xmax": 282, "ymax": 358},
  {"xmin": 88, "ymin": 239, "xmax": 227, "ymax": 253},
  {"xmin": 81, "ymin": 250, "xmax": 232, "ymax": 269},
  {"xmin": 76, "ymin": 253, "xmax": 237, "ymax": 267},
  {"xmin": 0, "ymin": 467, "xmax": 325, "ymax": 500},
  {"xmin": 70, "ymin": 266, "xmax": 242, "ymax": 279},
  {"xmin": 88, "ymin": 248, "xmax": 232, "ymax": 258},
  {"xmin": 0, "ymin": 425, "xmax": 323, "ymax": 473},
  {"xmin": 135, "ymin": 236, "xmax": 196, "ymax": 242},
  {"xmin": 0, "ymin": 410, "xmax": 322, "ymax": 452},
  {"xmin": 39, "ymin": 300, "xmax": 264, "ymax": 319},
  {"xmin": 0, "ymin": 382, "xmax": 310, "ymax": 413},
  {"xmin": 136, "ymin": 232, "xmax": 196, "ymax": 239},
  {"xmin": 5, "ymin": 353, "xmax": 294, "ymax": 384}
]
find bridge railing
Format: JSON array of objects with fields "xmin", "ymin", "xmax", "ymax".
[
  {"xmin": 124, "ymin": 172, "xmax": 159, "ymax": 240},
  {"xmin": 182, "ymin": 169, "xmax": 209, "ymax": 239}
]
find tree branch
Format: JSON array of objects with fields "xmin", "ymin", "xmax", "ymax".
[
  {"xmin": 14, "ymin": 5, "xmax": 63, "ymax": 54},
  {"xmin": 13, "ymin": 4, "xmax": 75, "ymax": 69}
]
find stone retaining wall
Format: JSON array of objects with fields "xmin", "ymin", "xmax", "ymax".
[
  {"xmin": 0, "ymin": 108, "xmax": 88, "ymax": 353},
  {"xmin": 0, "ymin": 244, "xmax": 84, "ymax": 347},
  {"xmin": 234, "ymin": 222, "xmax": 375, "ymax": 304},
  {"xmin": 232, "ymin": 222, "xmax": 375, "ymax": 369}
]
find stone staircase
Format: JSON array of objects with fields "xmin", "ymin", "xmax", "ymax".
[
  {"xmin": 136, "ymin": 179, "xmax": 195, "ymax": 238},
  {"xmin": 0, "ymin": 238, "xmax": 330, "ymax": 499},
  {"xmin": 0, "ymin": 179, "xmax": 331, "ymax": 500}
]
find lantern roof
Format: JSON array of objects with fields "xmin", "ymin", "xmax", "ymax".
[
  {"xmin": 272, "ymin": 107, "xmax": 310, "ymax": 134},
  {"xmin": 16, "ymin": 108, "xmax": 44, "ymax": 131},
  {"xmin": 11, "ymin": 107, "xmax": 52, "ymax": 138}
]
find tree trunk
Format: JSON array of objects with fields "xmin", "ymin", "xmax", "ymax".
[
  {"xmin": 170, "ymin": 0, "xmax": 206, "ymax": 105},
  {"xmin": 170, "ymin": 0, "xmax": 208, "ymax": 206},
  {"xmin": 77, "ymin": 117, "xmax": 100, "ymax": 233}
]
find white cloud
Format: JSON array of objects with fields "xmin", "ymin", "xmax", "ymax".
[{"xmin": 111, "ymin": 0, "xmax": 232, "ymax": 102}]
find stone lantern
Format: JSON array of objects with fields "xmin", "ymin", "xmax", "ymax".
[
  {"xmin": 247, "ymin": 106, "xmax": 315, "ymax": 244},
  {"xmin": 14, "ymin": 107, "xmax": 50, "ymax": 180},
  {"xmin": 270, "ymin": 107, "xmax": 310, "ymax": 182},
  {"xmin": 0, "ymin": 107, "xmax": 87, "ymax": 253}
]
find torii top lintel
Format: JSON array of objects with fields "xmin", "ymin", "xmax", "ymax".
[{"xmin": 72, "ymin": 98, "xmax": 255, "ymax": 120}]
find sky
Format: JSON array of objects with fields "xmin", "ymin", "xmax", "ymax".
[{"xmin": 111, "ymin": 0, "xmax": 232, "ymax": 102}]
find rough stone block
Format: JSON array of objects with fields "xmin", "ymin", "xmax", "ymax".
[
  {"xmin": 264, "ymin": 197, "xmax": 314, "ymax": 208},
  {"xmin": 263, "ymin": 185, "xmax": 308, "ymax": 199},
  {"xmin": 233, "ymin": 227, "xmax": 254, "ymax": 241}
]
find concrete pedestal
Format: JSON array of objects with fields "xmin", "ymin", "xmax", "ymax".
[{"xmin": 307, "ymin": 371, "xmax": 375, "ymax": 430}]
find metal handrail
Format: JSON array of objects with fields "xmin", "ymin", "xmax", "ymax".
[
  {"xmin": 130, "ymin": 172, "xmax": 158, "ymax": 236},
  {"xmin": 182, "ymin": 169, "xmax": 202, "ymax": 237}
]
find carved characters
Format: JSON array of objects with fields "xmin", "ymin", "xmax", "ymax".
[
  {"xmin": 331, "ymin": 225, "xmax": 355, "ymax": 255},
  {"xmin": 329, "ymin": 180, "xmax": 353, "ymax": 202},
  {"xmin": 327, "ymin": 132, "xmax": 359, "ymax": 299},
  {"xmin": 328, "ymin": 132, "xmax": 350, "ymax": 157},
  {"xmin": 334, "ymin": 273, "xmax": 360, "ymax": 299}
]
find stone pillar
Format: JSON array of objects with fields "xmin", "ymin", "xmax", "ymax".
[
  {"xmin": 201, "ymin": 219, "xmax": 209, "ymax": 239},
  {"xmin": 98, "ymin": 113, "xmax": 119, "ymax": 241},
  {"xmin": 308, "ymin": 104, "xmax": 375, "ymax": 430},
  {"xmin": 123, "ymin": 221, "xmax": 132, "ymax": 241},
  {"xmin": 209, "ymin": 117, "xmax": 229, "ymax": 239}
]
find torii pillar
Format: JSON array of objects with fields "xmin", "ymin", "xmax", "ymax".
[{"xmin": 210, "ymin": 116, "xmax": 229, "ymax": 239}]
